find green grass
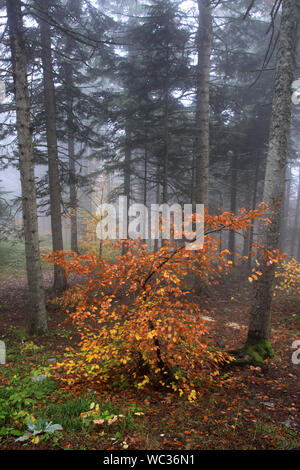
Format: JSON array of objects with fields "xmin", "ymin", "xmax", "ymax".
[
  {"xmin": 0, "ymin": 241, "xmax": 27, "ymax": 279},
  {"xmin": 0, "ymin": 236, "xmax": 120, "ymax": 281},
  {"xmin": 0, "ymin": 237, "xmax": 58, "ymax": 280},
  {"xmin": 0, "ymin": 338, "xmax": 141, "ymax": 447}
]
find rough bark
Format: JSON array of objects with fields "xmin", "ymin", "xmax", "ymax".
[
  {"xmin": 244, "ymin": 0, "xmax": 300, "ymax": 361},
  {"xmin": 6, "ymin": 0, "xmax": 47, "ymax": 335},
  {"xmin": 195, "ymin": 0, "xmax": 212, "ymax": 206},
  {"xmin": 39, "ymin": 2, "xmax": 66, "ymax": 292}
]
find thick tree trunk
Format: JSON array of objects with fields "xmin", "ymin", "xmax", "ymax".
[
  {"xmin": 7, "ymin": 0, "xmax": 47, "ymax": 335},
  {"xmin": 195, "ymin": 0, "xmax": 212, "ymax": 206},
  {"xmin": 39, "ymin": 3, "xmax": 66, "ymax": 292},
  {"xmin": 244, "ymin": 0, "xmax": 300, "ymax": 363}
]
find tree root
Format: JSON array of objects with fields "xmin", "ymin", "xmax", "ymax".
[{"xmin": 227, "ymin": 338, "xmax": 276, "ymax": 367}]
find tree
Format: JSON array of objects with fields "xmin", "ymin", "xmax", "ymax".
[
  {"xmin": 0, "ymin": 186, "xmax": 22, "ymax": 241},
  {"xmin": 242, "ymin": 0, "xmax": 300, "ymax": 362},
  {"xmin": 38, "ymin": 0, "xmax": 66, "ymax": 292},
  {"xmin": 6, "ymin": 0, "xmax": 47, "ymax": 335},
  {"xmin": 195, "ymin": 0, "xmax": 212, "ymax": 206},
  {"xmin": 44, "ymin": 205, "xmax": 266, "ymax": 395},
  {"xmin": 291, "ymin": 167, "xmax": 300, "ymax": 257}
]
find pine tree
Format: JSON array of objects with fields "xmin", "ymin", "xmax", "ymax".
[{"xmin": 6, "ymin": 0, "xmax": 47, "ymax": 335}]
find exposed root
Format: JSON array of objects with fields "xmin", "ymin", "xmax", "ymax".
[{"xmin": 228, "ymin": 338, "xmax": 276, "ymax": 366}]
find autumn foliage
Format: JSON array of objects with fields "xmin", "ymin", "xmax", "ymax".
[
  {"xmin": 44, "ymin": 205, "xmax": 278, "ymax": 399},
  {"xmin": 275, "ymin": 258, "xmax": 300, "ymax": 295}
]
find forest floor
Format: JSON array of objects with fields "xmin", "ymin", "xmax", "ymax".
[{"xmin": 0, "ymin": 270, "xmax": 299, "ymax": 450}]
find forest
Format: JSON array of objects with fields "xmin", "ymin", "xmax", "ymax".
[{"xmin": 0, "ymin": 0, "xmax": 300, "ymax": 454}]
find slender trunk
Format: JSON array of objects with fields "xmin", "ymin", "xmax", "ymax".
[
  {"xmin": 195, "ymin": 0, "xmax": 212, "ymax": 206},
  {"xmin": 68, "ymin": 130, "xmax": 78, "ymax": 252},
  {"xmin": 191, "ymin": 142, "xmax": 196, "ymax": 205},
  {"xmin": 279, "ymin": 164, "xmax": 291, "ymax": 253},
  {"xmin": 162, "ymin": 83, "xmax": 169, "ymax": 205},
  {"xmin": 122, "ymin": 124, "xmax": 131, "ymax": 254},
  {"xmin": 246, "ymin": 0, "xmax": 300, "ymax": 353},
  {"xmin": 143, "ymin": 139, "xmax": 148, "ymax": 246},
  {"xmin": 64, "ymin": 47, "xmax": 78, "ymax": 253},
  {"xmin": 291, "ymin": 169, "xmax": 300, "ymax": 257},
  {"xmin": 144, "ymin": 141, "xmax": 148, "ymax": 207},
  {"xmin": 39, "ymin": 3, "xmax": 66, "ymax": 292},
  {"xmin": 247, "ymin": 154, "xmax": 260, "ymax": 271},
  {"xmin": 124, "ymin": 125, "xmax": 131, "ymax": 205},
  {"xmin": 153, "ymin": 173, "xmax": 160, "ymax": 253},
  {"xmin": 297, "ymin": 225, "xmax": 300, "ymax": 261},
  {"xmin": 228, "ymin": 151, "xmax": 238, "ymax": 262},
  {"xmin": 7, "ymin": 0, "xmax": 47, "ymax": 335}
]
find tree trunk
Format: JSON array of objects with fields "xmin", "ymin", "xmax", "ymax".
[
  {"xmin": 68, "ymin": 130, "xmax": 78, "ymax": 253},
  {"xmin": 243, "ymin": 0, "xmax": 300, "ymax": 363},
  {"xmin": 291, "ymin": 168, "xmax": 300, "ymax": 258},
  {"xmin": 247, "ymin": 154, "xmax": 260, "ymax": 271},
  {"xmin": 39, "ymin": 2, "xmax": 66, "ymax": 292},
  {"xmin": 195, "ymin": 0, "xmax": 212, "ymax": 206},
  {"xmin": 122, "ymin": 124, "xmax": 131, "ymax": 254},
  {"xmin": 154, "ymin": 170, "xmax": 160, "ymax": 253},
  {"xmin": 228, "ymin": 150, "xmax": 238, "ymax": 262},
  {"xmin": 64, "ymin": 46, "xmax": 78, "ymax": 253},
  {"xmin": 162, "ymin": 81, "xmax": 169, "ymax": 205},
  {"xmin": 297, "ymin": 223, "xmax": 300, "ymax": 261},
  {"xmin": 6, "ymin": 0, "xmax": 47, "ymax": 335},
  {"xmin": 279, "ymin": 164, "xmax": 291, "ymax": 253}
]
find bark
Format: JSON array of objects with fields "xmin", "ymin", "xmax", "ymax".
[
  {"xmin": 297, "ymin": 225, "xmax": 300, "ymax": 261},
  {"xmin": 195, "ymin": 0, "xmax": 212, "ymax": 206},
  {"xmin": 279, "ymin": 164, "xmax": 291, "ymax": 253},
  {"xmin": 122, "ymin": 124, "xmax": 131, "ymax": 254},
  {"xmin": 6, "ymin": 0, "xmax": 47, "ymax": 335},
  {"xmin": 246, "ymin": 0, "xmax": 300, "ymax": 355},
  {"xmin": 143, "ymin": 138, "xmax": 148, "ymax": 246},
  {"xmin": 153, "ymin": 170, "xmax": 160, "ymax": 253},
  {"xmin": 228, "ymin": 151, "xmax": 238, "ymax": 262},
  {"xmin": 291, "ymin": 168, "xmax": 300, "ymax": 257},
  {"xmin": 162, "ymin": 78, "xmax": 169, "ymax": 205},
  {"xmin": 247, "ymin": 154, "xmax": 260, "ymax": 271},
  {"xmin": 68, "ymin": 129, "xmax": 78, "ymax": 253},
  {"xmin": 65, "ymin": 44, "xmax": 78, "ymax": 253},
  {"xmin": 39, "ymin": 2, "xmax": 66, "ymax": 292}
]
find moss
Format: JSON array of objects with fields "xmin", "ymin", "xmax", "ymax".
[{"xmin": 228, "ymin": 338, "xmax": 276, "ymax": 367}]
